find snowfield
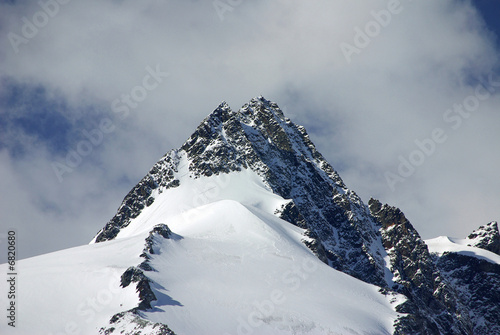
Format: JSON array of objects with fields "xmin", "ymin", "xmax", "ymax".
[
  {"xmin": 139, "ymin": 199, "xmax": 400, "ymax": 335},
  {"xmin": 425, "ymin": 235, "xmax": 500, "ymax": 265},
  {"xmin": 1, "ymin": 169, "xmax": 402, "ymax": 334},
  {"xmin": 0, "ymin": 236, "xmax": 142, "ymax": 335}
]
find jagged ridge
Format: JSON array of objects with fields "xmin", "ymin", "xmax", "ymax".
[{"xmin": 369, "ymin": 199, "xmax": 471, "ymax": 335}]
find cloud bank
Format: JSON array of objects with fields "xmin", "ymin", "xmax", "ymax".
[{"xmin": 0, "ymin": 0, "xmax": 499, "ymax": 261}]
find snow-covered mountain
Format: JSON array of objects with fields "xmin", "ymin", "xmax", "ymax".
[{"xmin": 1, "ymin": 97, "xmax": 499, "ymax": 334}]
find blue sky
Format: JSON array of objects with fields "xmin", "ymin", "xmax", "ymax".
[
  {"xmin": 1, "ymin": 0, "xmax": 500, "ymax": 262},
  {"xmin": 473, "ymin": 0, "xmax": 500, "ymax": 45}
]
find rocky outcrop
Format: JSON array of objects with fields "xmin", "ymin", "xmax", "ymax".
[
  {"xmin": 100, "ymin": 224, "xmax": 176, "ymax": 333},
  {"xmin": 99, "ymin": 311, "xmax": 176, "ymax": 335},
  {"xmin": 369, "ymin": 199, "xmax": 471, "ymax": 335},
  {"xmin": 93, "ymin": 154, "xmax": 182, "ymax": 243},
  {"xmin": 435, "ymin": 252, "xmax": 500, "ymax": 335},
  {"xmin": 466, "ymin": 221, "xmax": 500, "ymax": 255}
]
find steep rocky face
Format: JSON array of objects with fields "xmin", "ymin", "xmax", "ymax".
[
  {"xmin": 92, "ymin": 151, "xmax": 182, "ymax": 243},
  {"xmin": 369, "ymin": 199, "xmax": 471, "ymax": 335},
  {"xmin": 227, "ymin": 98, "xmax": 387, "ymax": 286},
  {"xmin": 435, "ymin": 252, "xmax": 500, "ymax": 335},
  {"xmin": 466, "ymin": 221, "xmax": 500, "ymax": 255}
]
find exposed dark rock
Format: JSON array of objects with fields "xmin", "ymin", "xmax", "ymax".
[
  {"xmin": 434, "ymin": 252, "xmax": 500, "ymax": 334},
  {"xmin": 100, "ymin": 224, "xmax": 178, "ymax": 334},
  {"xmin": 427, "ymin": 222, "xmax": 500, "ymax": 334},
  {"xmin": 466, "ymin": 221, "xmax": 500, "ymax": 255},
  {"xmin": 143, "ymin": 224, "xmax": 172, "ymax": 255},
  {"xmin": 120, "ymin": 266, "xmax": 146, "ymax": 288},
  {"xmin": 120, "ymin": 266, "xmax": 156, "ymax": 310},
  {"xmin": 369, "ymin": 198, "xmax": 471, "ymax": 335},
  {"xmin": 302, "ymin": 228, "xmax": 329, "ymax": 265},
  {"xmin": 275, "ymin": 201, "xmax": 307, "ymax": 229},
  {"xmin": 99, "ymin": 311, "xmax": 176, "ymax": 335},
  {"xmin": 120, "ymin": 224, "xmax": 175, "ymax": 312},
  {"xmin": 93, "ymin": 153, "xmax": 182, "ymax": 243}
]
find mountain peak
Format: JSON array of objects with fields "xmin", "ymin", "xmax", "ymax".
[
  {"xmin": 241, "ymin": 95, "xmax": 288, "ymax": 123},
  {"xmin": 200, "ymin": 100, "xmax": 233, "ymax": 126},
  {"xmin": 93, "ymin": 97, "xmax": 384, "ymax": 282},
  {"xmin": 215, "ymin": 100, "xmax": 233, "ymax": 115}
]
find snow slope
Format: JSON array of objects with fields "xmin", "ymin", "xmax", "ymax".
[
  {"xmin": 426, "ymin": 236, "xmax": 500, "ymax": 265},
  {"xmin": 129, "ymin": 199, "xmax": 400, "ymax": 335},
  {"xmin": 0, "ymin": 168, "xmax": 402, "ymax": 334},
  {"xmin": 105, "ymin": 156, "xmax": 290, "ymax": 242},
  {"xmin": 0, "ymin": 236, "xmax": 143, "ymax": 335}
]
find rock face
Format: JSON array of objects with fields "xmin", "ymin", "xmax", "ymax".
[
  {"xmin": 369, "ymin": 199, "xmax": 471, "ymax": 335},
  {"xmin": 466, "ymin": 221, "xmax": 500, "ymax": 255},
  {"xmin": 434, "ymin": 252, "xmax": 500, "ymax": 335},
  {"xmin": 93, "ymin": 97, "xmax": 499, "ymax": 334},
  {"xmin": 92, "ymin": 153, "xmax": 182, "ymax": 243}
]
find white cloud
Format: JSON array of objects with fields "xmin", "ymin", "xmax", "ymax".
[{"xmin": 1, "ymin": 0, "xmax": 499, "ymax": 259}]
